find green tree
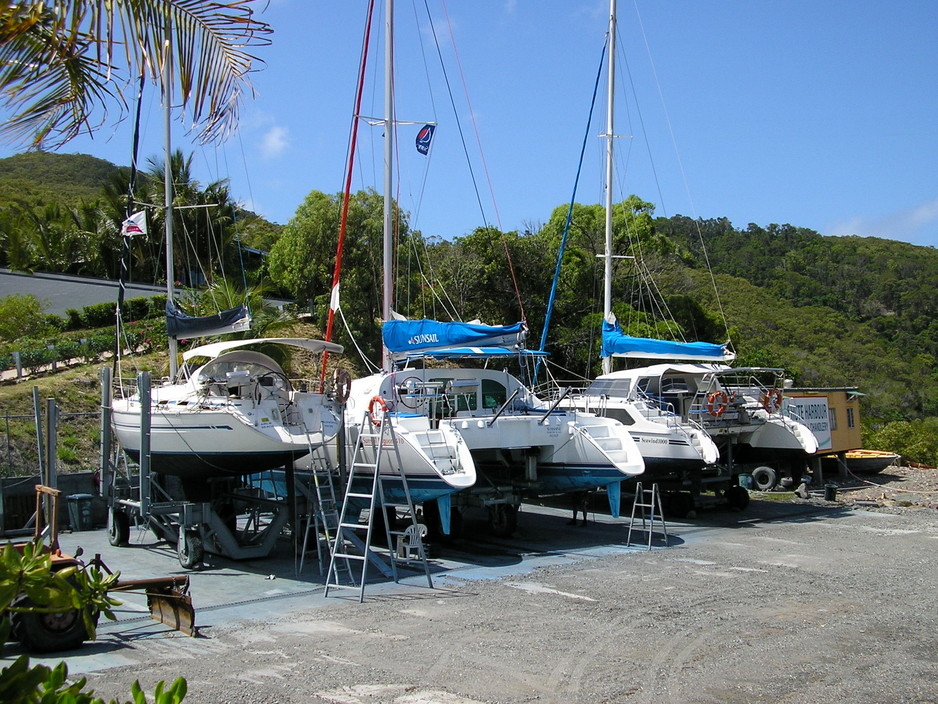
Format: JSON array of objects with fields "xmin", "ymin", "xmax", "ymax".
[
  {"xmin": 268, "ymin": 188, "xmax": 397, "ymax": 363},
  {"xmin": 0, "ymin": 1, "xmax": 271, "ymax": 149},
  {"xmin": 0, "ymin": 293, "xmax": 50, "ymax": 341}
]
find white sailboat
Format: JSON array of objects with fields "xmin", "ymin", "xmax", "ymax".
[
  {"xmin": 111, "ymin": 337, "xmax": 343, "ymax": 479},
  {"xmin": 338, "ymin": 1, "xmax": 643, "ymax": 536},
  {"xmin": 581, "ymin": 1, "xmax": 817, "ymax": 502},
  {"xmin": 111, "ymin": 55, "xmax": 343, "ymax": 484},
  {"xmin": 552, "ymin": 0, "xmax": 720, "ymax": 485},
  {"xmin": 318, "ymin": 0, "xmax": 476, "ymax": 514},
  {"xmin": 603, "ymin": 363, "xmax": 819, "ymax": 491}
]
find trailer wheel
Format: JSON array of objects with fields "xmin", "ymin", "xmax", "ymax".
[
  {"xmin": 751, "ymin": 466, "xmax": 778, "ymax": 492},
  {"xmin": 178, "ymin": 529, "xmax": 204, "ymax": 569},
  {"xmin": 488, "ymin": 503, "xmax": 518, "ymax": 537},
  {"xmin": 726, "ymin": 485, "xmax": 750, "ymax": 511},
  {"xmin": 107, "ymin": 508, "xmax": 130, "ymax": 546},
  {"xmin": 12, "ymin": 597, "xmax": 95, "ymax": 653}
]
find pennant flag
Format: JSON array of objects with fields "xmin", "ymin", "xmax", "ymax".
[
  {"xmin": 415, "ymin": 124, "xmax": 436, "ymax": 155},
  {"xmin": 121, "ymin": 210, "xmax": 148, "ymax": 237},
  {"xmin": 329, "ymin": 282, "xmax": 340, "ymax": 312}
]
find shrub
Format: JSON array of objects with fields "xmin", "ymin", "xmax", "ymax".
[{"xmin": 0, "ymin": 294, "xmax": 51, "ymax": 342}]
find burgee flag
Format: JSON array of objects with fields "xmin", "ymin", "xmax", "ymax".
[
  {"xmin": 415, "ymin": 124, "xmax": 435, "ymax": 155},
  {"xmin": 121, "ymin": 210, "xmax": 148, "ymax": 237}
]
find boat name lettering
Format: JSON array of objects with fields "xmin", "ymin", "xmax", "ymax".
[{"xmin": 408, "ymin": 333, "xmax": 439, "ymax": 345}]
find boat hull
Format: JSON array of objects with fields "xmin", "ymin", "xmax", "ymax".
[{"xmin": 112, "ymin": 385, "xmax": 336, "ymax": 479}]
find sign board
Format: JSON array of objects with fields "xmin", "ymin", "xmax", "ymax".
[{"xmin": 785, "ymin": 396, "xmax": 832, "ymax": 451}]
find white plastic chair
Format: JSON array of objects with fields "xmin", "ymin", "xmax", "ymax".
[{"xmin": 396, "ymin": 523, "xmax": 428, "ymax": 560}]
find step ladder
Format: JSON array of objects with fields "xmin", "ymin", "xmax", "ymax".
[
  {"xmin": 626, "ymin": 482, "xmax": 668, "ymax": 551},
  {"xmin": 324, "ymin": 403, "xmax": 432, "ymax": 602},
  {"xmin": 297, "ymin": 443, "xmax": 342, "ymax": 576}
]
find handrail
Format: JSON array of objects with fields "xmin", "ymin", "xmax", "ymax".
[
  {"xmin": 538, "ymin": 386, "xmax": 571, "ymax": 425},
  {"xmin": 487, "ymin": 388, "xmax": 521, "ymax": 427}
]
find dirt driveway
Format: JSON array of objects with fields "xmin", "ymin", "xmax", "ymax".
[{"xmin": 13, "ymin": 474, "xmax": 938, "ymax": 704}]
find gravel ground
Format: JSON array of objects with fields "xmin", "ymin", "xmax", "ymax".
[{"xmin": 67, "ymin": 468, "xmax": 938, "ymax": 704}]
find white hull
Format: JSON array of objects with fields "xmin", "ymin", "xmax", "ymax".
[
  {"xmin": 321, "ymin": 374, "xmax": 477, "ymax": 503},
  {"xmin": 111, "ymin": 340, "xmax": 341, "ymax": 478},
  {"xmin": 351, "ymin": 368, "xmax": 644, "ymax": 498}
]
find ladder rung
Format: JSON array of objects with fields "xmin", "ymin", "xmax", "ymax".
[
  {"xmin": 345, "ymin": 492, "xmax": 373, "ymax": 499},
  {"xmin": 332, "ymin": 552, "xmax": 366, "ymax": 561}
]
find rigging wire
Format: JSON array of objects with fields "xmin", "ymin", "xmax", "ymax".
[
  {"xmin": 535, "ymin": 36, "xmax": 609, "ymax": 384},
  {"xmin": 436, "ymin": 0, "xmax": 526, "ymax": 322},
  {"xmin": 114, "ymin": 69, "xmax": 149, "ymax": 385},
  {"xmin": 320, "ymin": 0, "xmax": 378, "ymax": 386},
  {"xmin": 631, "ymin": 0, "xmax": 732, "ymax": 347}
]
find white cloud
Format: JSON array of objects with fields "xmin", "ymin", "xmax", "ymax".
[
  {"xmin": 827, "ymin": 195, "xmax": 938, "ymax": 246},
  {"xmin": 260, "ymin": 125, "xmax": 289, "ymax": 159}
]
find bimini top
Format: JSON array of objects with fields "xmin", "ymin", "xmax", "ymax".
[
  {"xmin": 383, "ymin": 319, "xmax": 536, "ymax": 361},
  {"xmin": 182, "ymin": 337, "xmax": 344, "ymax": 362},
  {"xmin": 601, "ymin": 316, "xmax": 735, "ymax": 362}
]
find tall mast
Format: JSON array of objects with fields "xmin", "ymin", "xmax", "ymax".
[
  {"xmin": 601, "ymin": 0, "xmax": 616, "ymax": 375},
  {"xmin": 381, "ymin": 0, "xmax": 395, "ymax": 370},
  {"xmin": 163, "ymin": 24, "xmax": 178, "ymax": 378}
]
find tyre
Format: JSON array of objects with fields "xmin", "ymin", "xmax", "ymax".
[
  {"xmin": 12, "ymin": 596, "xmax": 96, "ymax": 653},
  {"xmin": 107, "ymin": 508, "xmax": 130, "ymax": 546},
  {"xmin": 177, "ymin": 529, "xmax": 204, "ymax": 569},
  {"xmin": 487, "ymin": 503, "xmax": 518, "ymax": 537},
  {"xmin": 725, "ymin": 485, "xmax": 750, "ymax": 511},
  {"xmin": 751, "ymin": 466, "xmax": 778, "ymax": 492}
]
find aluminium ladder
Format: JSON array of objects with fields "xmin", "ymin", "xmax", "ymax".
[
  {"xmin": 324, "ymin": 404, "xmax": 431, "ymax": 602},
  {"xmin": 297, "ymin": 442, "xmax": 344, "ymax": 577},
  {"xmin": 627, "ymin": 482, "xmax": 668, "ymax": 551}
]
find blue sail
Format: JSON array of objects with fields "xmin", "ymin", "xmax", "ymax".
[
  {"xmin": 601, "ymin": 317, "xmax": 735, "ymax": 361},
  {"xmin": 383, "ymin": 319, "xmax": 527, "ymax": 360}
]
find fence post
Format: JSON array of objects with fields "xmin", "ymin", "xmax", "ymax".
[{"xmin": 13, "ymin": 350, "xmax": 22, "ymax": 379}]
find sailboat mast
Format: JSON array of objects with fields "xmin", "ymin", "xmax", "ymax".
[
  {"xmin": 602, "ymin": 0, "xmax": 616, "ymax": 375},
  {"xmin": 163, "ymin": 28, "xmax": 178, "ymax": 379},
  {"xmin": 381, "ymin": 0, "xmax": 395, "ymax": 370}
]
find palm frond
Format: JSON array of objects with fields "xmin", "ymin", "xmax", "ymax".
[{"xmin": 0, "ymin": 1, "xmax": 272, "ymax": 149}]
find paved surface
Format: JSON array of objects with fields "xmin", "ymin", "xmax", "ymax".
[{"xmin": 5, "ymin": 497, "xmax": 938, "ymax": 703}]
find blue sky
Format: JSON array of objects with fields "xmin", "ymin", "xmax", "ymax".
[{"xmin": 4, "ymin": 0, "xmax": 938, "ymax": 248}]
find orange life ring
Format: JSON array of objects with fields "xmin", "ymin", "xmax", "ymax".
[
  {"xmin": 707, "ymin": 390, "xmax": 729, "ymax": 417},
  {"xmin": 332, "ymin": 368, "xmax": 351, "ymax": 404},
  {"xmin": 762, "ymin": 389, "xmax": 783, "ymax": 413},
  {"xmin": 368, "ymin": 395, "xmax": 389, "ymax": 426}
]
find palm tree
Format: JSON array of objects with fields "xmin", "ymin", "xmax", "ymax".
[{"xmin": 0, "ymin": 1, "xmax": 271, "ymax": 149}]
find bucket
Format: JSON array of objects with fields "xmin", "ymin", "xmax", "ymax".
[
  {"xmin": 824, "ymin": 484, "xmax": 838, "ymax": 501},
  {"xmin": 66, "ymin": 493, "xmax": 94, "ymax": 531}
]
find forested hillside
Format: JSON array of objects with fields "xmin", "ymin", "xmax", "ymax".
[
  {"xmin": 2, "ymin": 152, "xmax": 936, "ymax": 430},
  {"xmin": 0, "ymin": 151, "xmax": 120, "ymax": 207}
]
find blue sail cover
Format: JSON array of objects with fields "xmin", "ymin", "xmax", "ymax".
[
  {"xmin": 383, "ymin": 319, "xmax": 527, "ymax": 360},
  {"xmin": 601, "ymin": 317, "xmax": 735, "ymax": 361}
]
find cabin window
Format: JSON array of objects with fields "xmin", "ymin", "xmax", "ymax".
[
  {"xmin": 829, "ymin": 408, "xmax": 838, "ymax": 431},
  {"xmin": 846, "ymin": 407, "xmax": 855, "ymax": 429},
  {"xmin": 481, "ymin": 379, "xmax": 507, "ymax": 410},
  {"xmin": 436, "ymin": 378, "xmax": 477, "ymax": 412}
]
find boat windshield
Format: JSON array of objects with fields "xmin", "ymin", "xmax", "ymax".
[
  {"xmin": 584, "ymin": 378, "xmax": 631, "ymax": 398},
  {"xmin": 195, "ymin": 350, "xmax": 289, "ymax": 388}
]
